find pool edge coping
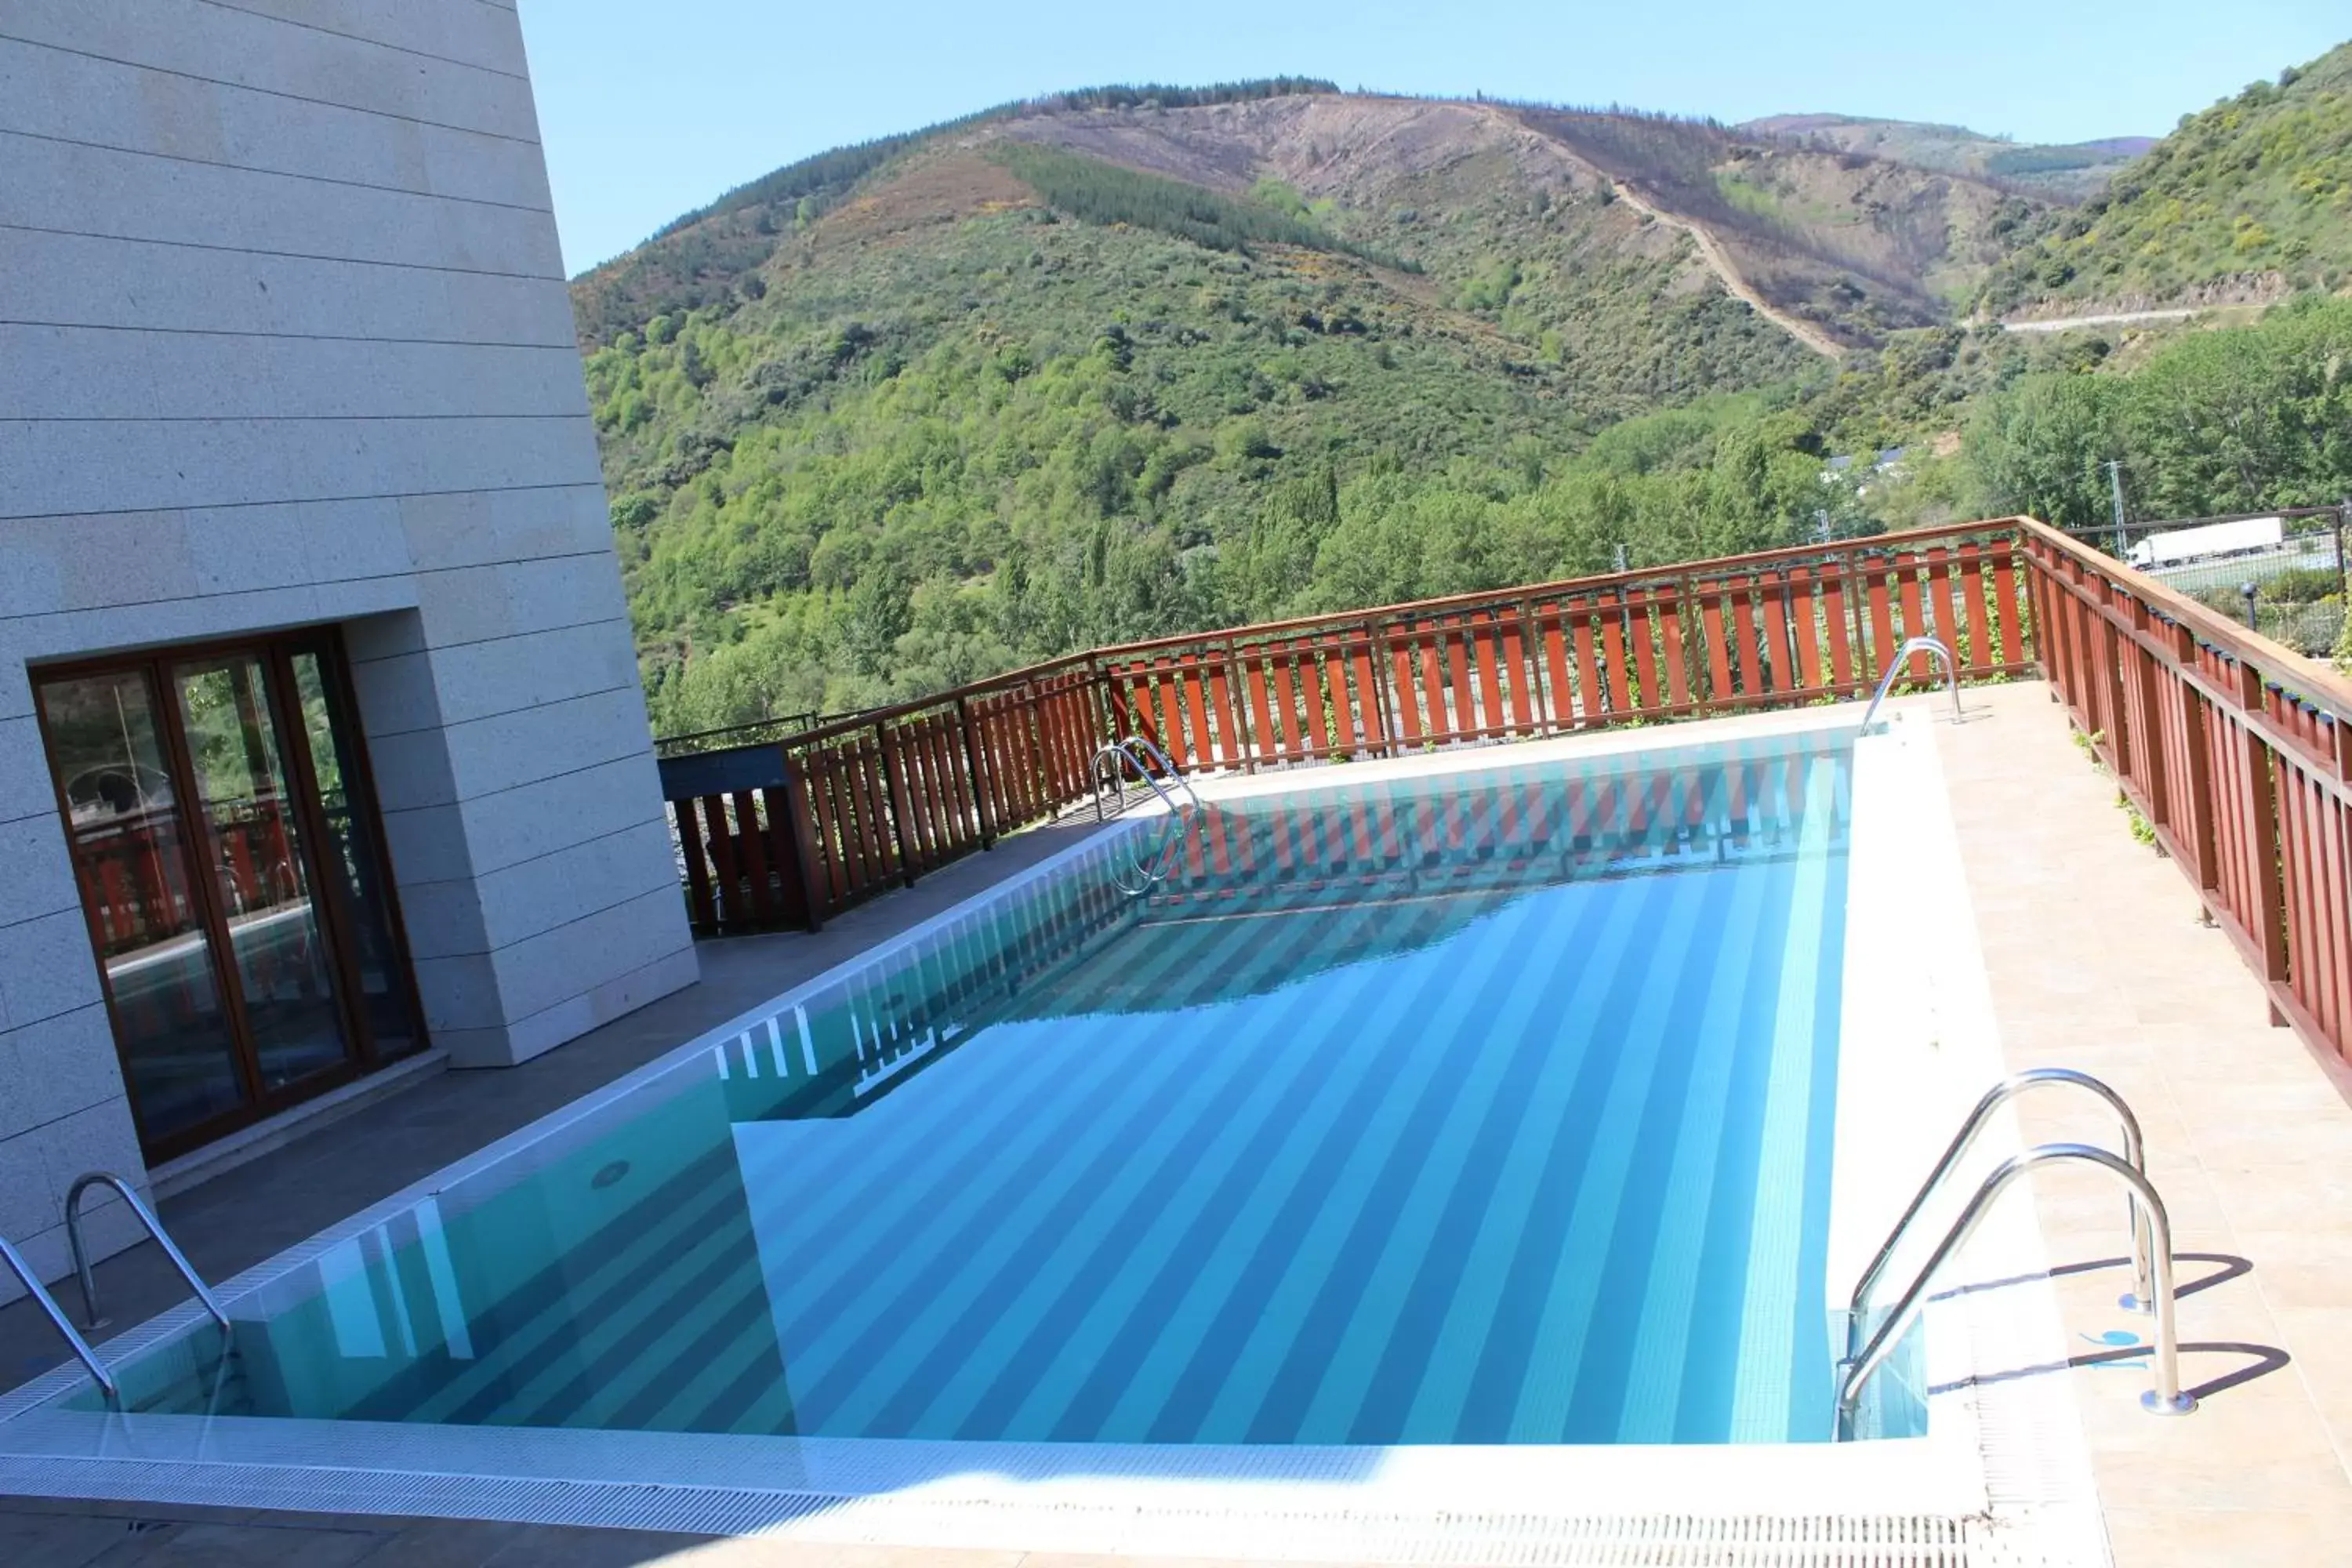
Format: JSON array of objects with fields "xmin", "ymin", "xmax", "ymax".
[{"xmin": 0, "ymin": 696, "xmax": 2092, "ymax": 1561}]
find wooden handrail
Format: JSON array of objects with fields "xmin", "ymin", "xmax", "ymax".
[
  {"xmin": 666, "ymin": 517, "xmax": 2027, "ymax": 757},
  {"xmin": 657, "ymin": 515, "xmax": 2036, "ymax": 935},
  {"xmin": 1090, "ymin": 518, "xmax": 2026, "ymax": 662},
  {"xmin": 2018, "ymin": 517, "xmax": 2352, "ymax": 716},
  {"xmin": 653, "ymin": 511, "xmax": 2352, "ymax": 1093},
  {"xmin": 764, "ymin": 652, "xmax": 1100, "ymax": 753},
  {"xmin": 2020, "ymin": 513, "xmax": 2352, "ymax": 1073}
]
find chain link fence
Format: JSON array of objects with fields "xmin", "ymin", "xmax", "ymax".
[{"xmin": 2059, "ymin": 506, "xmax": 2350, "ymax": 659}]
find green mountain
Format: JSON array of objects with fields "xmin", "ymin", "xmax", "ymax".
[
  {"xmin": 1980, "ymin": 45, "xmax": 2352, "ymax": 315},
  {"xmin": 572, "ymin": 56, "xmax": 2352, "ymax": 734}
]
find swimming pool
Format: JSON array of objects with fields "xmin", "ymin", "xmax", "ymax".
[
  {"xmin": 4, "ymin": 703, "xmax": 2109, "ymax": 1559},
  {"xmin": 49, "ymin": 727, "xmax": 1872, "ymax": 1450}
]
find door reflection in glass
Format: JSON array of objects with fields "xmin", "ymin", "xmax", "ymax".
[
  {"xmin": 172, "ymin": 657, "xmax": 350, "ymax": 1091},
  {"xmin": 37, "ymin": 670, "xmax": 249, "ymax": 1137}
]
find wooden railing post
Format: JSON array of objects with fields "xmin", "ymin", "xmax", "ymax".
[
  {"xmin": 954, "ymin": 694, "xmax": 993, "ymax": 850},
  {"xmin": 779, "ymin": 744, "xmax": 827, "ymax": 932},
  {"xmin": 2233, "ymin": 658, "xmax": 2292, "ymax": 996},
  {"xmin": 1221, "ymin": 636, "xmax": 1254, "ymax": 772},
  {"xmin": 1514, "ymin": 597, "xmax": 1547, "ymax": 730},
  {"xmin": 2096, "ymin": 578, "xmax": 2130, "ymax": 769},
  {"xmin": 1364, "ymin": 620, "xmax": 1398, "ymax": 758},
  {"xmin": 2126, "ymin": 595, "xmax": 2171, "ymax": 833},
  {"xmin": 878, "ymin": 720, "xmax": 919, "ymax": 889},
  {"xmin": 674, "ymin": 798, "xmax": 716, "ymax": 936},
  {"xmin": 1678, "ymin": 573, "xmax": 1707, "ymax": 715}
]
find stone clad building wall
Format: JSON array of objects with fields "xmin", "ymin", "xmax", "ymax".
[{"xmin": 0, "ymin": 0, "xmax": 695, "ymax": 1303}]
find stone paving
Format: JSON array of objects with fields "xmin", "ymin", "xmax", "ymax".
[
  {"xmin": 8, "ymin": 683, "xmax": 2352, "ymax": 1566},
  {"xmin": 1938, "ymin": 681, "xmax": 2352, "ymax": 1567}
]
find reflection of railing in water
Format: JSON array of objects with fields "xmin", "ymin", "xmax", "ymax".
[
  {"xmin": 706, "ymin": 842, "xmax": 1145, "ymax": 1120},
  {"xmin": 700, "ymin": 746, "xmax": 1851, "ymax": 1112},
  {"xmin": 1145, "ymin": 746, "xmax": 1849, "ymax": 918}
]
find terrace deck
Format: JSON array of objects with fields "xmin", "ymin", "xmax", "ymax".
[{"xmin": 3, "ymin": 684, "xmax": 2349, "ymax": 1565}]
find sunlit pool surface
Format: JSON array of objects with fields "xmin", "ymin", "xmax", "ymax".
[{"xmin": 89, "ymin": 731, "xmax": 1877, "ymax": 1446}]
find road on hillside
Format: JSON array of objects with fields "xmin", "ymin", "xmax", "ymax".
[
  {"xmin": 1603, "ymin": 181, "xmax": 1848, "ymax": 361},
  {"xmin": 2001, "ymin": 307, "xmax": 2205, "ymax": 334}
]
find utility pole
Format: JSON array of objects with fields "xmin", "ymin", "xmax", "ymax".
[
  {"xmin": 2107, "ymin": 460, "xmax": 2129, "ymax": 559},
  {"xmin": 2339, "ymin": 499, "xmax": 2350, "ymax": 604}
]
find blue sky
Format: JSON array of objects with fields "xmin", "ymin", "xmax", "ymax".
[{"xmin": 517, "ymin": 1, "xmax": 2347, "ymax": 275}]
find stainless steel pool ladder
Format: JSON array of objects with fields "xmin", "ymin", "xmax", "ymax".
[
  {"xmin": 1835, "ymin": 1073, "xmax": 2195, "ymax": 1439},
  {"xmin": 0, "ymin": 1232, "xmax": 117, "ymax": 1402},
  {"xmin": 1857, "ymin": 636, "xmax": 1962, "ymax": 733},
  {"xmin": 1091, "ymin": 736, "xmax": 1202, "ymax": 895},
  {"xmin": 67, "ymin": 1171, "xmax": 230, "ymax": 1335},
  {"xmin": 0, "ymin": 1173, "xmax": 228, "ymax": 1403},
  {"xmin": 1848, "ymin": 1069, "xmax": 2156, "ymax": 1319}
]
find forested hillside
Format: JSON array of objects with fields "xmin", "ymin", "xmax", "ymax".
[
  {"xmin": 572, "ymin": 51, "xmax": 2352, "ymax": 736},
  {"xmin": 1982, "ymin": 44, "xmax": 2352, "ymax": 315}
]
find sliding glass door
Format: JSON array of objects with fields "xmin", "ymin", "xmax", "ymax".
[{"xmin": 34, "ymin": 631, "xmax": 425, "ymax": 1159}]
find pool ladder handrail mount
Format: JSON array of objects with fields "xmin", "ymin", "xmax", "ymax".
[
  {"xmin": 1849, "ymin": 1069, "xmax": 2158, "ymax": 1322},
  {"xmin": 1835, "ymin": 1071, "xmax": 2196, "ymax": 1439},
  {"xmin": 67, "ymin": 1170, "xmax": 230, "ymax": 1335},
  {"xmin": 1858, "ymin": 636, "xmax": 1962, "ymax": 733},
  {"xmin": 0, "ymin": 1171, "xmax": 227, "ymax": 1405}
]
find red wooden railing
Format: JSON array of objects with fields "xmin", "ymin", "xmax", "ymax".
[
  {"xmin": 659, "ymin": 517, "xmax": 2035, "ymax": 935},
  {"xmin": 2024, "ymin": 517, "xmax": 2352, "ymax": 1069},
  {"xmin": 72, "ymin": 799, "xmax": 306, "ymax": 953}
]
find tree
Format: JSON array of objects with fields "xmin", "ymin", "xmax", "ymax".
[{"xmin": 1965, "ymin": 374, "xmax": 2125, "ymax": 531}]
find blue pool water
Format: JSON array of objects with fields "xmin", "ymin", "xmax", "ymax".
[{"xmin": 95, "ymin": 732, "xmax": 1866, "ymax": 1446}]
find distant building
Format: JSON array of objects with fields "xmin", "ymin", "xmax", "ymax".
[
  {"xmin": 2, "ymin": 3, "xmax": 695, "ymax": 1301},
  {"xmin": 1824, "ymin": 448, "xmax": 1907, "ymax": 477}
]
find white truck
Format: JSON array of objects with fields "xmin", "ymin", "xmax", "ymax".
[{"xmin": 2128, "ymin": 516, "xmax": 2283, "ymax": 571}]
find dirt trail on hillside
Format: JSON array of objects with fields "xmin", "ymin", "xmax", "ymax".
[{"xmin": 1605, "ymin": 181, "xmax": 1847, "ymax": 360}]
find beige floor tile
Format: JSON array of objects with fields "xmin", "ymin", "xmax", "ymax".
[
  {"xmin": 2232, "ymin": 1230, "xmax": 2352, "ymax": 1313},
  {"xmin": 2270, "ymin": 1307, "xmax": 2352, "ymax": 1446},
  {"xmin": 1944, "ymin": 682, "xmax": 2352, "ymax": 1553},
  {"xmin": 2101, "ymin": 1502, "xmax": 2352, "ymax": 1568}
]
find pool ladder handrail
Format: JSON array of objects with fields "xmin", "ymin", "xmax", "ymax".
[
  {"xmin": 1835, "ymin": 1142, "xmax": 2195, "ymax": 1439},
  {"xmin": 0, "ymin": 1232, "xmax": 118, "ymax": 1402},
  {"xmin": 1857, "ymin": 636, "xmax": 1962, "ymax": 733},
  {"xmin": 67, "ymin": 1171, "xmax": 230, "ymax": 1336},
  {"xmin": 1091, "ymin": 736, "xmax": 1201, "ymax": 895},
  {"xmin": 1849, "ymin": 1069, "xmax": 2156, "ymax": 1324}
]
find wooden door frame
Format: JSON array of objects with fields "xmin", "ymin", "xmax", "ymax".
[{"xmin": 30, "ymin": 626, "xmax": 430, "ymax": 1163}]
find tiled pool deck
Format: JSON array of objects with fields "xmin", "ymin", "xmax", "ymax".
[
  {"xmin": 5, "ymin": 680, "xmax": 2350, "ymax": 1566},
  {"xmin": 1943, "ymin": 681, "xmax": 2352, "ymax": 1566}
]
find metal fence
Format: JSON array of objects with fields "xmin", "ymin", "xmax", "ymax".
[{"xmin": 2059, "ymin": 506, "xmax": 2350, "ymax": 659}]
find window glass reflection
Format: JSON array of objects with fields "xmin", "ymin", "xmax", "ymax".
[
  {"xmin": 292, "ymin": 651, "xmax": 420, "ymax": 1058},
  {"xmin": 38, "ymin": 670, "xmax": 249, "ymax": 1137},
  {"xmin": 172, "ymin": 657, "xmax": 350, "ymax": 1091}
]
